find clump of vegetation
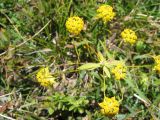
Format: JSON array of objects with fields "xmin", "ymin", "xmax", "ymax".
[{"xmin": 0, "ymin": 0, "xmax": 159, "ymax": 119}]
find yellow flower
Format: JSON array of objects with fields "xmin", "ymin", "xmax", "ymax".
[
  {"xmin": 111, "ymin": 63, "xmax": 126, "ymax": 80},
  {"xmin": 65, "ymin": 16, "xmax": 84, "ymax": 35},
  {"xmin": 36, "ymin": 67, "xmax": 55, "ymax": 87},
  {"xmin": 154, "ymin": 55, "xmax": 160, "ymax": 63},
  {"xmin": 154, "ymin": 63, "xmax": 160, "ymax": 73},
  {"xmin": 99, "ymin": 97, "xmax": 119, "ymax": 116},
  {"xmin": 121, "ymin": 29, "xmax": 137, "ymax": 44},
  {"xmin": 96, "ymin": 4, "xmax": 115, "ymax": 23},
  {"xmin": 153, "ymin": 55, "xmax": 160, "ymax": 73}
]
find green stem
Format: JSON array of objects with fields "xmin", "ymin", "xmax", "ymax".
[
  {"xmin": 103, "ymin": 76, "xmax": 106, "ymax": 98},
  {"xmin": 118, "ymin": 80, "xmax": 123, "ymax": 102},
  {"xmin": 75, "ymin": 45, "xmax": 80, "ymax": 62},
  {"xmin": 118, "ymin": 40, "xmax": 123, "ymax": 48},
  {"xmin": 68, "ymin": 0, "xmax": 73, "ymax": 16},
  {"xmin": 127, "ymin": 64, "xmax": 152, "ymax": 68}
]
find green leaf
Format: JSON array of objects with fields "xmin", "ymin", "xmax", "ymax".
[
  {"xmin": 116, "ymin": 114, "xmax": 127, "ymax": 120},
  {"xmin": 78, "ymin": 108, "xmax": 84, "ymax": 114},
  {"xmin": 153, "ymin": 94, "xmax": 160, "ymax": 105},
  {"xmin": 133, "ymin": 54, "xmax": 150, "ymax": 60},
  {"xmin": 48, "ymin": 107, "xmax": 54, "ymax": 115},
  {"xmin": 136, "ymin": 41, "xmax": 146, "ymax": 53},
  {"xmin": 58, "ymin": 102, "xmax": 63, "ymax": 110},
  {"xmin": 62, "ymin": 105, "xmax": 65, "ymax": 110},
  {"xmin": 69, "ymin": 106, "xmax": 75, "ymax": 111},
  {"xmin": 97, "ymin": 51, "xmax": 105, "ymax": 62},
  {"xmin": 72, "ymin": 39, "xmax": 91, "ymax": 47},
  {"xmin": 99, "ymin": 40, "xmax": 113, "ymax": 59},
  {"xmin": 0, "ymin": 29, "xmax": 9, "ymax": 49},
  {"xmin": 78, "ymin": 63, "xmax": 100, "ymax": 70},
  {"xmin": 103, "ymin": 66, "xmax": 111, "ymax": 78},
  {"xmin": 154, "ymin": 80, "xmax": 160, "ymax": 86}
]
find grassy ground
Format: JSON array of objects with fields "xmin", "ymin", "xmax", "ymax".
[{"xmin": 0, "ymin": 0, "xmax": 160, "ymax": 120}]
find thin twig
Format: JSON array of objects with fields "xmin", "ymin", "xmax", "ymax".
[
  {"xmin": 134, "ymin": 94, "xmax": 150, "ymax": 106},
  {"xmin": 0, "ymin": 93, "xmax": 13, "ymax": 98},
  {"xmin": 2, "ymin": 13, "xmax": 24, "ymax": 39},
  {"xmin": 0, "ymin": 114, "xmax": 16, "ymax": 120},
  {"xmin": 0, "ymin": 18, "xmax": 51, "ymax": 56},
  {"xmin": 0, "ymin": 89, "xmax": 21, "ymax": 98}
]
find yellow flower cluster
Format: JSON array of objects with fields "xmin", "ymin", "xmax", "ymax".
[
  {"xmin": 121, "ymin": 29, "xmax": 137, "ymax": 44},
  {"xmin": 153, "ymin": 55, "xmax": 160, "ymax": 73},
  {"xmin": 99, "ymin": 97, "xmax": 119, "ymax": 116},
  {"xmin": 96, "ymin": 4, "xmax": 115, "ymax": 23},
  {"xmin": 111, "ymin": 63, "xmax": 126, "ymax": 80},
  {"xmin": 36, "ymin": 67, "xmax": 55, "ymax": 87},
  {"xmin": 65, "ymin": 16, "xmax": 84, "ymax": 35}
]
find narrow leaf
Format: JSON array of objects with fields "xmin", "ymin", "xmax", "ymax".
[
  {"xmin": 78, "ymin": 63, "xmax": 100, "ymax": 70},
  {"xmin": 103, "ymin": 66, "xmax": 111, "ymax": 78}
]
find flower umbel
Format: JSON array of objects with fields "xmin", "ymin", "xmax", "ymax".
[
  {"xmin": 36, "ymin": 67, "xmax": 55, "ymax": 87},
  {"xmin": 111, "ymin": 62, "xmax": 126, "ymax": 80},
  {"xmin": 153, "ymin": 55, "xmax": 160, "ymax": 73},
  {"xmin": 121, "ymin": 29, "xmax": 137, "ymax": 44},
  {"xmin": 99, "ymin": 97, "xmax": 119, "ymax": 116},
  {"xmin": 65, "ymin": 16, "xmax": 84, "ymax": 35},
  {"xmin": 96, "ymin": 4, "xmax": 115, "ymax": 23}
]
